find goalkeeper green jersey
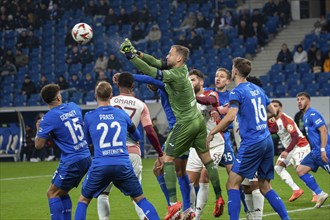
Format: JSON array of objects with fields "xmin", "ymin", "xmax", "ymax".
[{"xmin": 162, "ymin": 64, "xmax": 202, "ymax": 122}]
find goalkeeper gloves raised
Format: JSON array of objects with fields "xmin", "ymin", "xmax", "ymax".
[{"xmin": 120, "ymin": 38, "xmax": 137, "ymax": 59}]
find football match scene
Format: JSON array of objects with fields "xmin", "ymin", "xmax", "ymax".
[{"xmin": 0, "ymin": 0, "xmax": 330, "ymax": 220}]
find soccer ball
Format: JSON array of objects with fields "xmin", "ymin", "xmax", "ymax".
[{"xmin": 71, "ymin": 23, "xmax": 93, "ymax": 45}]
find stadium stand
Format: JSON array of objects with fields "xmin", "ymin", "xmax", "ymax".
[{"xmin": 0, "ymin": 1, "xmax": 329, "ymax": 107}]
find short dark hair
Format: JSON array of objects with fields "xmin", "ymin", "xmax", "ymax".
[
  {"xmin": 96, "ymin": 81, "xmax": 112, "ymax": 101},
  {"xmin": 233, "ymin": 57, "xmax": 252, "ymax": 77},
  {"xmin": 216, "ymin": 67, "xmax": 231, "ymax": 80},
  {"xmin": 188, "ymin": 69, "xmax": 204, "ymax": 79},
  {"xmin": 172, "ymin": 45, "xmax": 190, "ymax": 63},
  {"xmin": 247, "ymin": 76, "xmax": 263, "ymax": 87},
  {"xmin": 118, "ymin": 72, "xmax": 134, "ymax": 88},
  {"xmin": 40, "ymin": 84, "xmax": 60, "ymax": 104},
  {"xmin": 296, "ymin": 91, "xmax": 311, "ymax": 100},
  {"xmin": 271, "ymin": 100, "xmax": 282, "ymax": 107}
]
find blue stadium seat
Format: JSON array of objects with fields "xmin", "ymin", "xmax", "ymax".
[
  {"xmin": 273, "ymin": 85, "xmax": 288, "ymax": 97},
  {"xmin": 289, "ymin": 84, "xmax": 304, "ymax": 97},
  {"xmin": 263, "ymin": 85, "xmax": 273, "ymax": 97},
  {"xmin": 271, "ymin": 74, "xmax": 285, "ymax": 85},
  {"xmin": 319, "ymin": 87, "xmax": 330, "ymax": 96}
]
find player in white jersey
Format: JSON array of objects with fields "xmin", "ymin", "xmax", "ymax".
[
  {"xmin": 232, "ymin": 76, "xmax": 265, "ymax": 220},
  {"xmin": 269, "ymin": 100, "xmax": 315, "ymax": 202},
  {"xmin": 186, "ymin": 69, "xmax": 225, "ymax": 220},
  {"xmin": 97, "ymin": 72, "xmax": 164, "ymax": 220}
]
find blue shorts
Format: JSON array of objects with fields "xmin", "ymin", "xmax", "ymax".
[
  {"xmin": 300, "ymin": 151, "xmax": 330, "ymax": 174},
  {"xmin": 232, "ymin": 135, "xmax": 274, "ymax": 180},
  {"xmin": 219, "ymin": 132, "xmax": 235, "ymax": 166},
  {"xmin": 81, "ymin": 164, "xmax": 143, "ymax": 199},
  {"xmin": 52, "ymin": 156, "xmax": 92, "ymax": 192}
]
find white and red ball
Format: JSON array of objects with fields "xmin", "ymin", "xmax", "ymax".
[{"xmin": 71, "ymin": 23, "xmax": 93, "ymax": 45}]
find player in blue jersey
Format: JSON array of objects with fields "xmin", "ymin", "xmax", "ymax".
[
  {"xmin": 296, "ymin": 92, "xmax": 329, "ymax": 208},
  {"xmin": 35, "ymin": 84, "xmax": 92, "ymax": 220},
  {"xmin": 133, "ymin": 73, "xmax": 194, "ymax": 219},
  {"xmin": 207, "ymin": 58, "xmax": 289, "ymax": 220},
  {"xmin": 74, "ymin": 81, "xmax": 160, "ymax": 220}
]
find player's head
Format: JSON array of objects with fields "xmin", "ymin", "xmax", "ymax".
[
  {"xmin": 40, "ymin": 84, "xmax": 61, "ymax": 105},
  {"xmin": 118, "ymin": 72, "xmax": 134, "ymax": 89},
  {"xmin": 247, "ymin": 76, "xmax": 263, "ymax": 87},
  {"xmin": 215, "ymin": 67, "xmax": 230, "ymax": 90},
  {"xmin": 271, "ymin": 100, "xmax": 282, "ymax": 114},
  {"xmin": 232, "ymin": 57, "xmax": 252, "ymax": 80},
  {"xmin": 296, "ymin": 92, "xmax": 311, "ymax": 112},
  {"xmin": 189, "ymin": 69, "xmax": 204, "ymax": 94},
  {"xmin": 166, "ymin": 45, "xmax": 190, "ymax": 68},
  {"xmin": 95, "ymin": 81, "xmax": 113, "ymax": 102}
]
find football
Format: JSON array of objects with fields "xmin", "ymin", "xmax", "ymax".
[{"xmin": 71, "ymin": 23, "xmax": 93, "ymax": 45}]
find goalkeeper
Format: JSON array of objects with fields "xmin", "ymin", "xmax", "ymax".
[{"xmin": 120, "ymin": 39, "xmax": 225, "ymax": 219}]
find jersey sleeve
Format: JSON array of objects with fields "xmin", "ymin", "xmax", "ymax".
[
  {"xmin": 133, "ymin": 74, "xmax": 164, "ymax": 88},
  {"xmin": 309, "ymin": 111, "xmax": 326, "ymax": 129},
  {"xmin": 140, "ymin": 103, "xmax": 152, "ymax": 127},
  {"xmin": 229, "ymin": 89, "xmax": 241, "ymax": 108},
  {"xmin": 37, "ymin": 116, "xmax": 54, "ymax": 139},
  {"xmin": 83, "ymin": 113, "xmax": 92, "ymax": 145}
]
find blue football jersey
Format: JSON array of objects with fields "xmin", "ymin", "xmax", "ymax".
[
  {"xmin": 134, "ymin": 74, "xmax": 176, "ymax": 130},
  {"xmin": 230, "ymin": 82, "xmax": 271, "ymax": 146},
  {"xmin": 84, "ymin": 105, "xmax": 138, "ymax": 166},
  {"xmin": 304, "ymin": 107, "xmax": 330, "ymax": 156},
  {"xmin": 37, "ymin": 102, "xmax": 90, "ymax": 164}
]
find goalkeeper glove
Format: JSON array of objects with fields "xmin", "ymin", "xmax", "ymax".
[{"xmin": 120, "ymin": 38, "xmax": 137, "ymax": 59}]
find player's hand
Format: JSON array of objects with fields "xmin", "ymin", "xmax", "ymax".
[
  {"xmin": 112, "ymin": 72, "xmax": 120, "ymax": 87},
  {"xmin": 210, "ymin": 110, "xmax": 220, "ymax": 122},
  {"xmin": 120, "ymin": 38, "xmax": 137, "ymax": 59},
  {"xmin": 206, "ymin": 133, "xmax": 214, "ymax": 149},
  {"xmin": 321, "ymin": 151, "xmax": 329, "ymax": 163},
  {"xmin": 157, "ymin": 155, "xmax": 165, "ymax": 169},
  {"xmin": 280, "ymin": 151, "xmax": 288, "ymax": 159}
]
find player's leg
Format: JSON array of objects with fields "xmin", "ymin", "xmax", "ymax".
[
  {"xmin": 275, "ymin": 156, "xmax": 304, "ymax": 202},
  {"xmin": 153, "ymin": 158, "xmax": 170, "ymax": 206},
  {"xmin": 226, "ymin": 171, "xmax": 244, "ymax": 219},
  {"xmin": 250, "ymin": 180, "xmax": 264, "ymax": 220},
  {"xmin": 75, "ymin": 195, "xmax": 92, "ymax": 220},
  {"xmin": 175, "ymin": 157, "xmax": 192, "ymax": 214},
  {"xmin": 297, "ymin": 153, "xmax": 329, "ymax": 208},
  {"xmin": 194, "ymin": 168, "xmax": 209, "ymax": 220},
  {"xmin": 241, "ymin": 183, "xmax": 254, "ymax": 219},
  {"xmin": 258, "ymin": 136, "xmax": 289, "ymax": 220},
  {"xmin": 128, "ymin": 153, "xmax": 146, "ymax": 220},
  {"xmin": 47, "ymin": 184, "xmax": 67, "ymax": 220},
  {"xmin": 97, "ymin": 185, "xmax": 112, "ymax": 220}
]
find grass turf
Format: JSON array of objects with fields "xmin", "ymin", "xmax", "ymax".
[{"xmin": 0, "ymin": 158, "xmax": 329, "ymax": 219}]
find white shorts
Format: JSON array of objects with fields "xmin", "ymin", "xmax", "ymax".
[
  {"xmin": 241, "ymin": 176, "xmax": 258, "ymax": 185},
  {"xmin": 186, "ymin": 144, "xmax": 224, "ymax": 173},
  {"xmin": 129, "ymin": 153, "xmax": 142, "ymax": 183},
  {"xmin": 277, "ymin": 144, "xmax": 311, "ymax": 167}
]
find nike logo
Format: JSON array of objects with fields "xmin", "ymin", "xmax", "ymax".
[
  {"xmin": 169, "ymin": 143, "xmax": 174, "ymax": 147},
  {"xmin": 311, "ymin": 113, "xmax": 315, "ymax": 116},
  {"xmin": 236, "ymin": 159, "xmax": 241, "ymax": 163}
]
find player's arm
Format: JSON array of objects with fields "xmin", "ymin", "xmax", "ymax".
[
  {"xmin": 282, "ymin": 116, "xmax": 300, "ymax": 154},
  {"xmin": 133, "ymin": 74, "xmax": 164, "ymax": 88},
  {"xmin": 137, "ymin": 52, "xmax": 164, "ymax": 69},
  {"xmin": 196, "ymin": 95, "xmax": 218, "ymax": 107},
  {"xmin": 318, "ymin": 125, "xmax": 329, "ymax": 163},
  {"xmin": 34, "ymin": 119, "xmax": 47, "ymax": 150},
  {"xmin": 128, "ymin": 123, "xmax": 141, "ymax": 142},
  {"xmin": 266, "ymin": 102, "xmax": 277, "ymax": 119},
  {"xmin": 267, "ymin": 117, "xmax": 279, "ymax": 134},
  {"xmin": 209, "ymin": 100, "xmax": 238, "ymax": 137},
  {"xmin": 144, "ymin": 125, "xmax": 164, "ymax": 157},
  {"xmin": 83, "ymin": 115, "xmax": 92, "ymax": 145}
]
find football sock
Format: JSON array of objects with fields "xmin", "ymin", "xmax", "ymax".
[
  {"xmin": 137, "ymin": 198, "xmax": 160, "ymax": 220},
  {"xmin": 195, "ymin": 183, "xmax": 209, "ymax": 219},
  {"xmin": 240, "ymin": 185, "xmax": 248, "ymax": 213},
  {"xmin": 244, "ymin": 193, "xmax": 254, "ymax": 212},
  {"xmin": 252, "ymin": 189, "xmax": 264, "ymax": 213},
  {"xmin": 156, "ymin": 174, "xmax": 170, "ymax": 206},
  {"xmin": 48, "ymin": 197, "xmax": 64, "ymax": 220},
  {"xmin": 275, "ymin": 165, "xmax": 300, "ymax": 190},
  {"xmin": 228, "ymin": 189, "xmax": 241, "ymax": 220},
  {"xmin": 265, "ymin": 189, "xmax": 289, "ymax": 219},
  {"xmin": 178, "ymin": 174, "xmax": 191, "ymax": 211},
  {"xmin": 163, "ymin": 162, "xmax": 177, "ymax": 203},
  {"xmin": 204, "ymin": 160, "xmax": 222, "ymax": 198},
  {"xmin": 300, "ymin": 173, "xmax": 322, "ymax": 195},
  {"xmin": 74, "ymin": 201, "xmax": 88, "ymax": 220},
  {"xmin": 133, "ymin": 200, "xmax": 146, "ymax": 220},
  {"xmin": 190, "ymin": 183, "xmax": 196, "ymax": 210},
  {"xmin": 97, "ymin": 194, "xmax": 110, "ymax": 220},
  {"xmin": 61, "ymin": 195, "xmax": 72, "ymax": 220}
]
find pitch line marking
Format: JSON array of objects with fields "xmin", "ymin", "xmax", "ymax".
[
  {"xmin": 0, "ymin": 174, "xmax": 52, "ymax": 181},
  {"xmin": 240, "ymin": 204, "xmax": 330, "ymax": 219}
]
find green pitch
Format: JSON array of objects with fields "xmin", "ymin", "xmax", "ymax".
[{"xmin": 1, "ymin": 158, "xmax": 329, "ymax": 220}]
